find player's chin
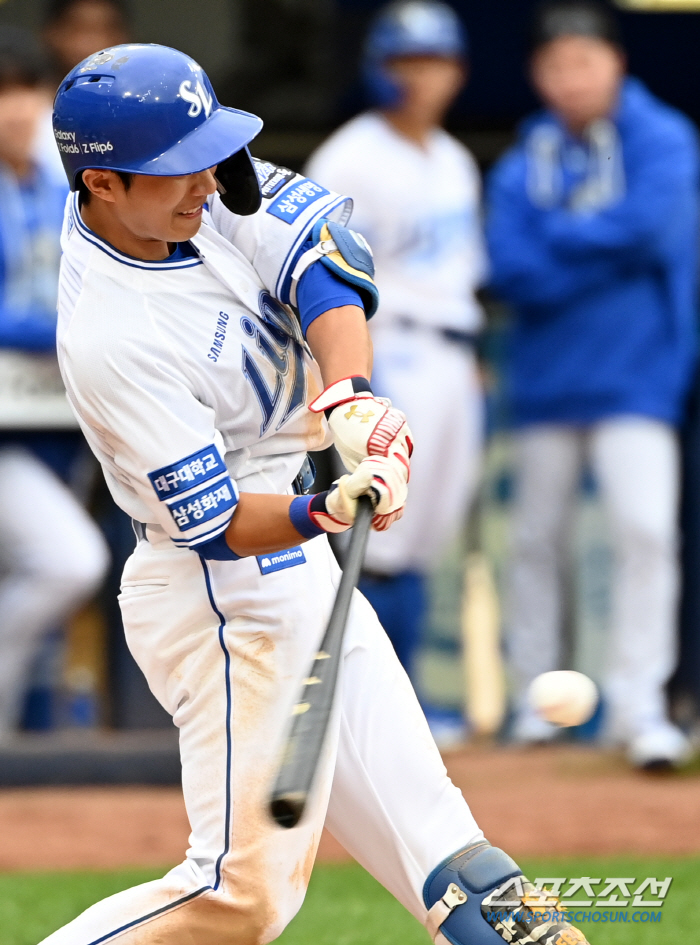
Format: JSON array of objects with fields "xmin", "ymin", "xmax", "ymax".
[{"xmin": 172, "ymin": 210, "xmax": 204, "ymax": 239}]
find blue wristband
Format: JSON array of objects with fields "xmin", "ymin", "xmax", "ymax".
[{"xmin": 289, "ymin": 494, "xmax": 327, "ymax": 539}]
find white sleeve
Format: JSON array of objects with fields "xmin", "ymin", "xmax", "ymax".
[
  {"xmin": 207, "ymin": 158, "xmax": 353, "ymax": 304},
  {"xmin": 62, "ymin": 293, "xmax": 238, "ymax": 550}
]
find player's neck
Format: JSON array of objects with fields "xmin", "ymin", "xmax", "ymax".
[
  {"xmin": 380, "ymin": 110, "xmax": 437, "ymax": 149},
  {"xmin": 80, "ymin": 198, "xmax": 172, "ymax": 261}
]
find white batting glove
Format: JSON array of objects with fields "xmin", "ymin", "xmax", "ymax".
[
  {"xmin": 289, "ymin": 453, "xmax": 408, "ymax": 538},
  {"xmin": 308, "ymin": 376, "xmax": 413, "ymax": 474}
]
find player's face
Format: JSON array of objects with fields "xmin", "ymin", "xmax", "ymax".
[
  {"xmin": 44, "ymin": 0, "xmax": 128, "ymax": 74},
  {"xmin": 81, "ymin": 167, "xmax": 218, "ymax": 259},
  {"xmin": 385, "ymin": 55, "xmax": 466, "ymax": 126},
  {"xmin": 531, "ymin": 35, "xmax": 625, "ymax": 135},
  {"xmin": 0, "ymin": 85, "xmax": 48, "ymax": 179},
  {"xmin": 116, "ymin": 171, "xmax": 218, "ymax": 244}
]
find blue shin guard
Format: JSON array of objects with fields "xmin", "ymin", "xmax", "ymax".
[{"xmin": 423, "ymin": 841, "xmax": 589, "ymax": 945}]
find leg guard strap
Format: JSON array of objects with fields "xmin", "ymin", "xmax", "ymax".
[{"xmin": 423, "ymin": 840, "xmax": 590, "ymax": 945}]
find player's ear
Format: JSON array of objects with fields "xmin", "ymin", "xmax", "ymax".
[{"xmin": 81, "ymin": 168, "xmax": 121, "ymax": 204}]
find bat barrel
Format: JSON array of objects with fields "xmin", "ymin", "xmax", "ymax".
[{"xmin": 269, "ymin": 496, "xmax": 374, "ymax": 829}]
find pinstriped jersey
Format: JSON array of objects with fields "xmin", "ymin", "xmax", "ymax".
[{"xmin": 56, "ymin": 175, "xmax": 351, "ymax": 552}]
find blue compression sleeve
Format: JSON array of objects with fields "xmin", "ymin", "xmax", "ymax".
[{"xmin": 296, "ymin": 260, "xmax": 363, "ymax": 338}]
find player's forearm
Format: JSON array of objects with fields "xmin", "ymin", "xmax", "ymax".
[
  {"xmin": 305, "ymin": 304, "xmax": 373, "ymax": 385},
  {"xmin": 225, "ymin": 493, "xmax": 302, "ymax": 557}
]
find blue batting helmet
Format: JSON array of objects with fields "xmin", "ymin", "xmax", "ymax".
[
  {"xmin": 53, "ymin": 44, "xmax": 264, "ymax": 214},
  {"xmin": 363, "ymin": 1, "xmax": 468, "ymax": 108}
]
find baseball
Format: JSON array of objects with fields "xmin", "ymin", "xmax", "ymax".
[{"xmin": 528, "ymin": 671, "xmax": 599, "ymax": 727}]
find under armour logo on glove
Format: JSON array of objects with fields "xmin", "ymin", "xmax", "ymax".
[{"xmin": 308, "ymin": 375, "xmax": 413, "ymax": 475}]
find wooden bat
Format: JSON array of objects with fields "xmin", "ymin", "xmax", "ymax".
[
  {"xmin": 462, "ymin": 550, "xmax": 507, "ymax": 737},
  {"xmin": 269, "ymin": 495, "xmax": 374, "ymax": 829}
]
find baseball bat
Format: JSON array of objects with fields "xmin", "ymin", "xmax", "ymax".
[{"xmin": 269, "ymin": 494, "xmax": 374, "ymax": 829}]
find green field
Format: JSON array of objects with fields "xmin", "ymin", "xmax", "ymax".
[{"xmin": 1, "ymin": 856, "xmax": 696, "ymax": 945}]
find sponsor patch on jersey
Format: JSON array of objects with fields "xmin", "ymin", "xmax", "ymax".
[
  {"xmin": 267, "ymin": 179, "xmax": 329, "ymax": 224},
  {"xmin": 253, "ymin": 158, "xmax": 296, "ymax": 199},
  {"xmin": 168, "ymin": 479, "xmax": 238, "ymax": 532},
  {"xmin": 149, "ymin": 445, "xmax": 227, "ymax": 498},
  {"xmin": 257, "ymin": 546, "xmax": 306, "ymax": 575}
]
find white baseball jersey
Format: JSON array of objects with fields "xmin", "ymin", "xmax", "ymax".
[
  {"xmin": 56, "ymin": 170, "xmax": 351, "ymax": 553},
  {"xmin": 307, "ymin": 111, "xmax": 487, "ymax": 333},
  {"xmin": 43, "ymin": 164, "xmax": 485, "ymax": 945}
]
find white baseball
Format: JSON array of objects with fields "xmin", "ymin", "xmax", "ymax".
[{"xmin": 528, "ymin": 671, "xmax": 598, "ymax": 727}]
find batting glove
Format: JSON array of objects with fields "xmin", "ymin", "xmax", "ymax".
[
  {"xmin": 289, "ymin": 453, "xmax": 408, "ymax": 538},
  {"xmin": 308, "ymin": 376, "xmax": 413, "ymax": 474}
]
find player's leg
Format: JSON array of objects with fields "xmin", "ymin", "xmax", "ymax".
[
  {"xmin": 360, "ymin": 330, "xmax": 482, "ymax": 678},
  {"xmin": 0, "ymin": 447, "xmax": 108, "ymax": 736},
  {"xmin": 326, "ymin": 590, "xmax": 589, "ymax": 944},
  {"xmin": 39, "ymin": 536, "xmax": 342, "ymax": 945},
  {"xmin": 591, "ymin": 415, "xmax": 688, "ymax": 765},
  {"xmin": 505, "ymin": 424, "xmax": 582, "ymax": 741}
]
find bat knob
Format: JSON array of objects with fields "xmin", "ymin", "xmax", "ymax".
[{"xmin": 270, "ymin": 791, "xmax": 307, "ymax": 829}]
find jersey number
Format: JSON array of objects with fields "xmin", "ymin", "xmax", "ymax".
[{"xmin": 241, "ymin": 294, "xmax": 306, "ymax": 436}]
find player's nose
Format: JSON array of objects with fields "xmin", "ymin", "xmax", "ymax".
[{"xmin": 191, "ymin": 167, "xmax": 218, "ymax": 196}]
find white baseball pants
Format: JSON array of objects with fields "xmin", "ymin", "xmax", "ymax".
[
  {"xmin": 40, "ymin": 532, "xmax": 482, "ymax": 944},
  {"xmin": 506, "ymin": 416, "xmax": 680, "ymax": 737},
  {"xmin": 0, "ymin": 447, "xmax": 108, "ymax": 735},
  {"xmin": 364, "ymin": 326, "xmax": 483, "ymax": 574}
]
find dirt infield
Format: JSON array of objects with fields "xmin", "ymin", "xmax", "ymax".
[{"xmin": 1, "ymin": 744, "xmax": 699, "ymax": 872}]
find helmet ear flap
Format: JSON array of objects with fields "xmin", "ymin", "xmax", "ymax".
[{"xmin": 215, "ymin": 147, "xmax": 262, "ymax": 216}]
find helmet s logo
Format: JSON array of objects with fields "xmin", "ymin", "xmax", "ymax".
[{"xmin": 179, "ymin": 79, "xmax": 213, "ymax": 119}]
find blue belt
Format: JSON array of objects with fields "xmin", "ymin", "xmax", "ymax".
[{"xmin": 396, "ymin": 316, "xmax": 478, "ymax": 350}]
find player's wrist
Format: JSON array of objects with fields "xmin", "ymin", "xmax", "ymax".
[
  {"xmin": 289, "ymin": 491, "xmax": 354, "ymax": 538},
  {"xmin": 308, "ymin": 375, "xmax": 374, "ymax": 420}
]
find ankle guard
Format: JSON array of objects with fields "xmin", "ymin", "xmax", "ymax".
[{"xmin": 423, "ymin": 841, "xmax": 589, "ymax": 945}]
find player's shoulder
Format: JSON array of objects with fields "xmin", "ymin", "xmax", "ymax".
[{"xmin": 308, "ymin": 112, "xmax": 391, "ymax": 173}]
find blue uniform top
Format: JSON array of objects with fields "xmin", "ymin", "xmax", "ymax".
[
  {"xmin": 486, "ymin": 78, "xmax": 700, "ymax": 428},
  {"xmin": 0, "ymin": 163, "xmax": 67, "ymax": 350}
]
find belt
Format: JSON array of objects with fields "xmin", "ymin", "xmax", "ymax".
[
  {"xmin": 395, "ymin": 316, "xmax": 479, "ymax": 350},
  {"xmin": 292, "ymin": 454, "xmax": 316, "ymax": 495},
  {"xmin": 133, "ymin": 454, "xmax": 317, "ymax": 542}
]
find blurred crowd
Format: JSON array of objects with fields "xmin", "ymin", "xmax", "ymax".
[{"xmin": 0, "ymin": 0, "xmax": 699, "ymax": 773}]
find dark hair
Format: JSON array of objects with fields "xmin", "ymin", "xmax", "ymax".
[
  {"xmin": 530, "ymin": 1, "xmax": 621, "ymax": 53},
  {"xmin": 77, "ymin": 169, "xmax": 133, "ymax": 205},
  {"xmin": 0, "ymin": 26, "xmax": 50, "ymax": 90},
  {"xmin": 45, "ymin": 0, "xmax": 131, "ymax": 27}
]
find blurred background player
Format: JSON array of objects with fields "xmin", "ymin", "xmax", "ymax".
[
  {"xmin": 487, "ymin": 0, "xmax": 699, "ymax": 768},
  {"xmin": 307, "ymin": 1, "xmax": 486, "ymax": 735},
  {"xmin": 0, "ymin": 25, "xmax": 108, "ymax": 738},
  {"xmin": 33, "ymin": 0, "xmax": 131, "ymax": 184}
]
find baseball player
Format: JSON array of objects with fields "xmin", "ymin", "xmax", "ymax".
[
  {"xmin": 42, "ymin": 43, "xmax": 589, "ymax": 945},
  {"xmin": 307, "ymin": 1, "xmax": 486, "ymax": 705}
]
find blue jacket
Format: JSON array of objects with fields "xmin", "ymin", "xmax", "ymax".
[
  {"xmin": 486, "ymin": 78, "xmax": 700, "ymax": 427},
  {"xmin": 0, "ymin": 162, "xmax": 67, "ymax": 352}
]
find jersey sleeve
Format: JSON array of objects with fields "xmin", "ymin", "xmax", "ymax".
[
  {"xmin": 207, "ymin": 158, "xmax": 353, "ymax": 305},
  {"xmin": 61, "ymin": 287, "xmax": 238, "ymax": 551}
]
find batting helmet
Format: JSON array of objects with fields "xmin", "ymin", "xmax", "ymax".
[
  {"xmin": 53, "ymin": 44, "xmax": 264, "ymax": 215},
  {"xmin": 362, "ymin": 1, "xmax": 468, "ymax": 108}
]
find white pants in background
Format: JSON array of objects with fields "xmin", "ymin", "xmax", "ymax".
[
  {"xmin": 0, "ymin": 447, "xmax": 109, "ymax": 734},
  {"xmin": 506, "ymin": 416, "xmax": 680, "ymax": 739},
  {"xmin": 365, "ymin": 326, "xmax": 483, "ymax": 574},
  {"xmin": 41, "ymin": 533, "xmax": 481, "ymax": 944}
]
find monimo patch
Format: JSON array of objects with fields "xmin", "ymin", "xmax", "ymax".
[{"xmin": 257, "ymin": 546, "xmax": 306, "ymax": 575}]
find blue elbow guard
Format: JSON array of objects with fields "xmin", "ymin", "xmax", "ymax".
[
  {"xmin": 289, "ymin": 218, "xmax": 379, "ymax": 318},
  {"xmin": 423, "ymin": 841, "xmax": 589, "ymax": 945}
]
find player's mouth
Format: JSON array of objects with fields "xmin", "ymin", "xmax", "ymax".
[{"xmin": 177, "ymin": 206, "xmax": 204, "ymax": 219}]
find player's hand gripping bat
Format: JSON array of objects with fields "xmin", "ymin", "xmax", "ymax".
[{"xmin": 269, "ymin": 494, "xmax": 374, "ymax": 829}]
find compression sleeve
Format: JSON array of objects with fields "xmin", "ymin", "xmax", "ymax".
[{"xmin": 296, "ymin": 260, "xmax": 363, "ymax": 337}]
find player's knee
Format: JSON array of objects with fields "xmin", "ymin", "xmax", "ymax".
[
  {"xmin": 423, "ymin": 840, "xmax": 589, "ymax": 944},
  {"xmin": 213, "ymin": 871, "xmax": 299, "ymax": 945}
]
